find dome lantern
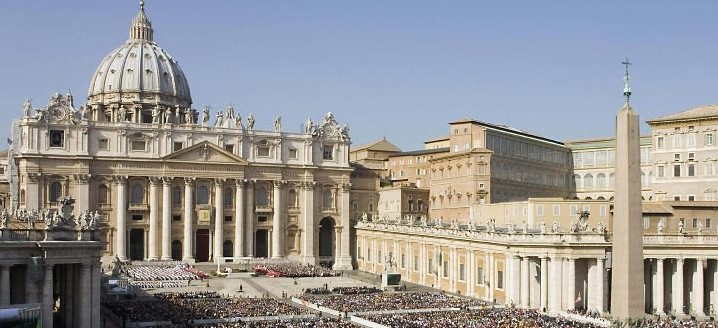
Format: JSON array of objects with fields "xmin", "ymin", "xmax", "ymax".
[{"xmin": 130, "ymin": 1, "xmax": 154, "ymax": 42}]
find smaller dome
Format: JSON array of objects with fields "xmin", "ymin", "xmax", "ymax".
[{"xmin": 86, "ymin": 2, "xmax": 191, "ymax": 108}]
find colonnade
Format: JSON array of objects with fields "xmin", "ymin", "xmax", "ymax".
[
  {"xmin": 648, "ymin": 257, "xmax": 718, "ymax": 318},
  {"xmin": 0, "ymin": 262, "xmax": 101, "ymax": 328},
  {"xmin": 112, "ymin": 175, "xmax": 353, "ymax": 268}
]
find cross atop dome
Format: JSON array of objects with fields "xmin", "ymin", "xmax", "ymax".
[
  {"xmin": 622, "ymin": 57, "xmax": 632, "ymax": 104},
  {"xmin": 130, "ymin": 0, "xmax": 153, "ymax": 42}
]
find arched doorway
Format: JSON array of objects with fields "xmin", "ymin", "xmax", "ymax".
[
  {"xmin": 129, "ymin": 229, "xmax": 145, "ymax": 260},
  {"xmin": 171, "ymin": 240, "xmax": 182, "ymax": 261},
  {"xmin": 223, "ymin": 240, "xmax": 233, "ymax": 258},
  {"xmin": 318, "ymin": 217, "xmax": 336, "ymax": 267}
]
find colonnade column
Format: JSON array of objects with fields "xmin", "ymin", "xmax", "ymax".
[
  {"xmin": 567, "ymin": 258, "xmax": 576, "ymax": 310},
  {"xmin": 540, "ymin": 257, "xmax": 548, "ymax": 311},
  {"xmin": 468, "ymin": 251, "xmax": 475, "ymax": 297},
  {"xmin": 91, "ymin": 264, "xmax": 101, "ymax": 328},
  {"xmin": 420, "ymin": 243, "xmax": 427, "ymax": 286},
  {"xmin": 334, "ymin": 183, "xmax": 353, "ymax": 270},
  {"xmin": 234, "ymin": 180, "xmax": 246, "ymax": 257},
  {"xmin": 549, "ymin": 256, "xmax": 563, "ymax": 313},
  {"xmin": 596, "ymin": 257, "xmax": 605, "ymax": 313},
  {"xmin": 509, "ymin": 254, "xmax": 520, "ymax": 305},
  {"xmin": 673, "ymin": 258, "xmax": 685, "ymax": 316},
  {"xmin": 300, "ymin": 181, "xmax": 315, "ymax": 264},
  {"xmin": 214, "ymin": 178, "xmax": 225, "ymax": 262},
  {"xmin": 79, "ymin": 264, "xmax": 91, "ymax": 328},
  {"xmin": 161, "ymin": 177, "xmax": 172, "ymax": 260},
  {"xmin": 183, "ymin": 177, "xmax": 195, "ymax": 262},
  {"xmin": 148, "ymin": 177, "xmax": 160, "ymax": 261},
  {"xmin": 693, "ymin": 258, "xmax": 705, "ymax": 317},
  {"xmin": 272, "ymin": 181, "xmax": 284, "ymax": 258},
  {"xmin": 245, "ymin": 180, "xmax": 255, "ymax": 257},
  {"xmin": 653, "ymin": 258, "xmax": 665, "ymax": 315},
  {"xmin": 114, "ymin": 176, "xmax": 127, "ymax": 261},
  {"xmin": 0, "ymin": 265, "xmax": 10, "ymax": 306},
  {"xmin": 521, "ymin": 256, "xmax": 530, "ymax": 308},
  {"xmin": 488, "ymin": 253, "xmax": 495, "ymax": 302},
  {"xmin": 42, "ymin": 265, "xmax": 53, "ymax": 328},
  {"xmin": 713, "ymin": 260, "xmax": 718, "ymax": 316}
]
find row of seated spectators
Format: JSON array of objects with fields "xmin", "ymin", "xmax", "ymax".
[
  {"xmin": 123, "ymin": 264, "xmax": 209, "ymax": 282},
  {"xmin": 129, "ymin": 281, "xmax": 187, "ymax": 289},
  {"xmin": 252, "ymin": 261, "xmax": 340, "ymax": 278},
  {"xmin": 364, "ymin": 308, "xmax": 602, "ymax": 328},
  {"xmin": 304, "ymin": 286, "xmax": 381, "ymax": 295},
  {"xmin": 154, "ymin": 291, "xmax": 221, "ymax": 300},
  {"xmin": 104, "ymin": 294, "xmax": 309, "ymax": 323},
  {"xmin": 194, "ymin": 318, "xmax": 354, "ymax": 327},
  {"xmin": 301, "ymin": 292, "xmax": 488, "ymax": 313}
]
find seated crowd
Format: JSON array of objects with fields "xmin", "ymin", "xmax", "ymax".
[
  {"xmin": 123, "ymin": 264, "xmax": 208, "ymax": 282},
  {"xmin": 303, "ymin": 286, "xmax": 381, "ymax": 295},
  {"xmin": 194, "ymin": 318, "xmax": 354, "ymax": 328},
  {"xmin": 252, "ymin": 262, "xmax": 340, "ymax": 278},
  {"xmin": 104, "ymin": 293, "xmax": 309, "ymax": 323},
  {"xmin": 364, "ymin": 308, "xmax": 602, "ymax": 328},
  {"xmin": 301, "ymin": 292, "xmax": 488, "ymax": 313}
]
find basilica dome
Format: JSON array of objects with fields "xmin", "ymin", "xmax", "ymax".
[{"xmin": 87, "ymin": 2, "xmax": 192, "ymax": 109}]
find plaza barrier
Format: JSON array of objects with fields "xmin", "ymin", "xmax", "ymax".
[{"xmin": 350, "ymin": 316, "xmax": 389, "ymax": 328}]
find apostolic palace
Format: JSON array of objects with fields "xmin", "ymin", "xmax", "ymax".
[{"xmin": 1, "ymin": 2, "xmax": 718, "ymax": 327}]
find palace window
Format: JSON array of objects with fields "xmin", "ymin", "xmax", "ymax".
[
  {"xmin": 130, "ymin": 184, "xmax": 145, "ymax": 204},
  {"xmin": 197, "ymin": 185, "xmax": 209, "ymax": 205},
  {"xmin": 98, "ymin": 184, "xmax": 109, "ymax": 204},
  {"xmin": 288, "ymin": 189, "xmax": 298, "ymax": 207},
  {"xmin": 289, "ymin": 148, "xmax": 298, "ymax": 159},
  {"xmin": 497, "ymin": 270, "xmax": 504, "ymax": 289},
  {"xmin": 50, "ymin": 130, "xmax": 64, "ymax": 148},
  {"xmin": 172, "ymin": 186, "xmax": 182, "ymax": 205},
  {"xmin": 49, "ymin": 181, "xmax": 62, "ymax": 202},
  {"xmin": 256, "ymin": 186, "xmax": 269, "ymax": 207},
  {"xmin": 257, "ymin": 145, "xmax": 270, "ymax": 157},
  {"xmin": 674, "ymin": 165, "xmax": 681, "ymax": 177},
  {"xmin": 414, "ymin": 255, "xmax": 419, "ymax": 271},
  {"xmin": 323, "ymin": 145, "xmax": 334, "ymax": 160},
  {"xmin": 224, "ymin": 187, "xmax": 233, "ymax": 207},
  {"xmin": 688, "ymin": 164, "xmax": 695, "ymax": 177},
  {"xmin": 477, "ymin": 267, "xmax": 484, "ymax": 285},
  {"xmin": 706, "ymin": 133, "xmax": 715, "ymax": 146},
  {"xmin": 173, "ymin": 142, "xmax": 183, "ymax": 152},
  {"xmin": 657, "ymin": 136, "xmax": 665, "ymax": 149},
  {"xmin": 131, "ymin": 140, "xmax": 146, "ymax": 151},
  {"xmin": 657, "ymin": 165, "xmax": 665, "ymax": 178},
  {"xmin": 224, "ymin": 144, "xmax": 234, "ymax": 153},
  {"xmin": 98, "ymin": 138, "xmax": 109, "ymax": 150},
  {"xmin": 323, "ymin": 189, "xmax": 335, "ymax": 209},
  {"xmin": 443, "ymin": 261, "xmax": 449, "ymax": 278},
  {"xmin": 459, "ymin": 264, "xmax": 466, "ymax": 281}
]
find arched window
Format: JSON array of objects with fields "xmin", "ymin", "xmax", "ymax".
[
  {"xmin": 197, "ymin": 185, "xmax": 209, "ymax": 205},
  {"xmin": 223, "ymin": 240, "xmax": 233, "ymax": 257},
  {"xmin": 98, "ymin": 184, "xmax": 109, "ymax": 204},
  {"xmin": 256, "ymin": 186, "xmax": 268, "ymax": 207},
  {"xmin": 130, "ymin": 183, "xmax": 144, "ymax": 204},
  {"xmin": 323, "ymin": 189, "xmax": 334, "ymax": 209},
  {"xmin": 573, "ymin": 174, "xmax": 582, "ymax": 190},
  {"xmin": 584, "ymin": 174, "xmax": 594, "ymax": 190},
  {"xmin": 20, "ymin": 189, "xmax": 25, "ymax": 205},
  {"xmin": 172, "ymin": 186, "xmax": 182, "ymax": 205},
  {"xmin": 224, "ymin": 187, "xmax": 233, "ymax": 207},
  {"xmin": 49, "ymin": 181, "xmax": 63, "ymax": 202},
  {"xmin": 418, "ymin": 200, "xmax": 425, "ymax": 212},
  {"xmin": 596, "ymin": 173, "xmax": 606, "ymax": 189},
  {"xmin": 608, "ymin": 173, "xmax": 615, "ymax": 188},
  {"xmin": 288, "ymin": 189, "xmax": 298, "ymax": 207}
]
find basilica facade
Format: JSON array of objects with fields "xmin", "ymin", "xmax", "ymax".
[{"xmin": 9, "ymin": 4, "xmax": 353, "ymax": 269}]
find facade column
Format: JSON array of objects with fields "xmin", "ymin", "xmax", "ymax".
[
  {"xmin": 114, "ymin": 176, "xmax": 128, "ymax": 261},
  {"xmin": 420, "ymin": 243, "xmax": 427, "ymax": 286},
  {"xmin": 214, "ymin": 178, "xmax": 225, "ymax": 262},
  {"xmin": 510, "ymin": 254, "xmax": 520, "ymax": 305},
  {"xmin": 0, "ymin": 265, "xmax": 10, "ymax": 306},
  {"xmin": 596, "ymin": 257, "xmax": 605, "ymax": 313},
  {"xmin": 450, "ymin": 247, "xmax": 457, "ymax": 293},
  {"xmin": 183, "ymin": 177, "xmax": 195, "ymax": 262},
  {"xmin": 713, "ymin": 259, "xmax": 718, "ymax": 317},
  {"xmin": 654, "ymin": 258, "xmax": 665, "ymax": 315},
  {"xmin": 245, "ymin": 180, "xmax": 255, "ymax": 257},
  {"xmin": 300, "ymin": 181, "xmax": 315, "ymax": 264},
  {"xmin": 42, "ymin": 265, "xmax": 53, "ymax": 328},
  {"xmin": 549, "ymin": 256, "xmax": 563, "ymax": 313},
  {"xmin": 334, "ymin": 183, "xmax": 353, "ymax": 270},
  {"xmin": 488, "ymin": 253, "xmax": 495, "ymax": 302},
  {"xmin": 673, "ymin": 258, "xmax": 685, "ymax": 316},
  {"xmin": 25, "ymin": 264, "xmax": 38, "ymax": 304},
  {"xmin": 91, "ymin": 264, "xmax": 101, "ymax": 328},
  {"xmin": 521, "ymin": 256, "xmax": 530, "ymax": 308},
  {"xmin": 540, "ymin": 257, "xmax": 548, "ymax": 311},
  {"xmin": 272, "ymin": 181, "xmax": 284, "ymax": 258},
  {"xmin": 234, "ymin": 180, "xmax": 246, "ymax": 257},
  {"xmin": 26, "ymin": 174, "xmax": 41, "ymax": 210},
  {"xmin": 468, "ymin": 251, "xmax": 475, "ymax": 297},
  {"xmin": 161, "ymin": 177, "xmax": 172, "ymax": 260},
  {"xmin": 79, "ymin": 264, "xmax": 91, "ymax": 328},
  {"xmin": 74, "ymin": 174, "xmax": 91, "ymax": 213},
  {"xmin": 693, "ymin": 258, "xmax": 706, "ymax": 317},
  {"xmin": 567, "ymin": 258, "xmax": 576, "ymax": 310},
  {"xmin": 148, "ymin": 177, "xmax": 160, "ymax": 261}
]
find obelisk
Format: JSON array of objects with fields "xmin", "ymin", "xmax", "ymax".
[{"xmin": 610, "ymin": 58, "xmax": 645, "ymax": 319}]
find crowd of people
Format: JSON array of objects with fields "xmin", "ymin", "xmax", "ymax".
[
  {"xmin": 331, "ymin": 286, "xmax": 381, "ymax": 295},
  {"xmin": 154, "ymin": 291, "xmax": 221, "ymax": 300},
  {"xmin": 193, "ymin": 318, "xmax": 354, "ymax": 328},
  {"xmin": 129, "ymin": 280, "xmax": 188, "ymax": 289},
  {"xmin": 364, "ymin": 308, "xmax": 602, "ymax": 328},
  {"xmin": 301, "ymin": 292, "xmax": 488, "ymax": 313},
  {"xmin": 252, "ymin": 262, "xmax": 341, "ymax": 278},
  {"xmin": 104, "ymin": 294, "xmax": 309, "ymax": 323},
  {"xmin": 123, "ymin": 264, "xmax": 208, "ymax": 282}
]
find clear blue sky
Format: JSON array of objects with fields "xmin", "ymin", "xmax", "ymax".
[{"xmin": 1, "ymin": 1, "xmax": 717, "ymax": 150}]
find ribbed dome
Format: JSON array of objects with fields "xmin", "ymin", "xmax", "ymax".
[{"xmin": 87, "ymin": 2, "xmax": 191, "ymax": 109}]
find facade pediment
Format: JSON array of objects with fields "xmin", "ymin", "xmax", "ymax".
[{"xmin": 162, "ymin": 141, "xmax": 247, "ymax": 165}]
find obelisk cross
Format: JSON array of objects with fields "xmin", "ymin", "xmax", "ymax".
[{"xmin": 622, "ymin": 57, "xmax": 632, "ymax": 102}]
